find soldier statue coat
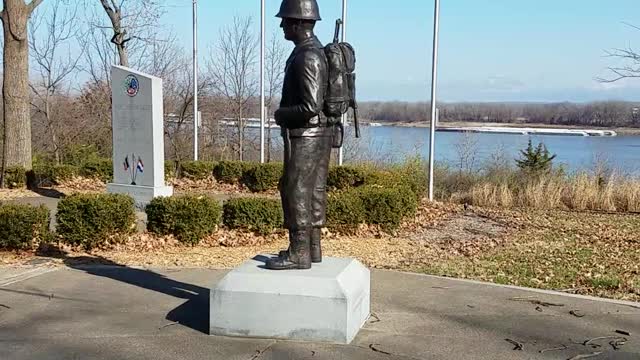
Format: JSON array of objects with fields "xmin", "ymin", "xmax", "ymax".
[{"xmin": 266, "ymin": 0, "xmax": 333, "ymax": 270}]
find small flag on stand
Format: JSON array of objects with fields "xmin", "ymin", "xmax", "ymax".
[{"xmin": 136, "ymin": 158, "xmax": 144, "ymax": 173}]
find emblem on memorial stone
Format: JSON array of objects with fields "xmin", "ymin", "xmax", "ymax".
[{"xmin": 124, "ymin": 74, "xmax": 139, "ymax": 97}]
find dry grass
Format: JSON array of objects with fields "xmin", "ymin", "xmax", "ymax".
[
  {"xmin": 470, "ymin": 183, "xmax": 513, "ymax": 208},
  {"xmin": 519, "ymin": 176, "xmax": 565, "ymax": 209},
  {"xmin": 455, "ymin": 172, "xmax": 640, "ymax": 213}
]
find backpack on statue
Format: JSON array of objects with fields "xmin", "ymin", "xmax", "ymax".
[{"xmin": 323, "ymin": 19, "xmax": 360, "ymax": 148}]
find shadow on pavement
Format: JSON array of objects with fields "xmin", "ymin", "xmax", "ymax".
[
  {"xmin": 37, "ymin": 245, "xmax": 210, "ymax": 334},
  {"xmin": 29, "ymin": 187, "xmax": 66, "ymax": 199}
]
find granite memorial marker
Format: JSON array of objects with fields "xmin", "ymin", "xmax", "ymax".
[{"xmin": 106, "ymin": 65, "xmax": 173, "ymax": 206}]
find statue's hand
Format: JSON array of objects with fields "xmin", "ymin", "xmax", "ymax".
[{"xmin": 274, "ymin": 109, "xmax": 284, "ymax": 126}]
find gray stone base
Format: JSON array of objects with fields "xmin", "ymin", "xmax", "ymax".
[
  {"xmin": 209, "ymin": 256, "xmax": 370, "ymax": 344},
  {"xmin": 106, "ymin": 183, "xmax": 173, "ymax": 208}
]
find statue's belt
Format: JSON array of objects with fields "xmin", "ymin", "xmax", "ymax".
[{"xmin": 287, "ymin": 126, "xmax": 334, "ymax": 138}]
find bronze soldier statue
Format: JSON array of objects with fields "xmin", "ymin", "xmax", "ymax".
[{"xmin": 265, "ymin": 0, "xmax": 332, "ymax": 270}]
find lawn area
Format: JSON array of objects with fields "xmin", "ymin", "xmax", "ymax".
[{"xmin": 419, "ymin": 208, "xmax": 640, "ymax": 302}]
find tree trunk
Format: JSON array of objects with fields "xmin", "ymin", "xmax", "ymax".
[
  {"xmin": 117, "ymin": 42, "xmax": 129, "ymax": 67},
  {"xmin": 1, "ymin": 0, "xmax": 41, "ymax": 177}
]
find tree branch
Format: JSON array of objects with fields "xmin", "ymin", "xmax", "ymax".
[{"xmin": 28, "ymin": 0, "xmax": 45, "ymax": 15}]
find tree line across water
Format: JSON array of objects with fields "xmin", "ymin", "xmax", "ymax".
[{"xmin": 358, "ymin": 101, "xmax": 640, "ymax": 127}]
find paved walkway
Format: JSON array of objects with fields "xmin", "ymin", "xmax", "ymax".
[{"xmin": 1, "ymin": 263, "xmax": 638, "ymax": 359}]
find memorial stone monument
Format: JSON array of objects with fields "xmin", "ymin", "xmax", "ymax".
[
  {"xmin": 106, "ymin": 66, "xmax": 173, "ymax": 206},
  {"xmin": 210, "ymin": 0, "xmax": 370, "ymax": 344}
]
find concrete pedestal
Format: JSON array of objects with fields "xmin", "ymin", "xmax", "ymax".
[{"xmin": 209, "ymin": 256, "xmax": 370, "ymax": 344}]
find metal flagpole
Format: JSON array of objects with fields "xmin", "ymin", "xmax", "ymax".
[
  {"xmin": 193, "ymin": 0, "xmax": 199, "ymax": 161},
  {"xmin": 428, "ymin": 0, "xmax": 440, "ymax": 201},
  {"xmin": 260, "ymin": 0, "xmax": 266, "ymax": 163},
  {"xmin": 338, "ymin": 0, "xmax": 347, "ymax": 165}
]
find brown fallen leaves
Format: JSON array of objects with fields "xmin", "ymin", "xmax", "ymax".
[{"xmin": 2, "ymin": 193, "xmax": 639, "ymax": 303}]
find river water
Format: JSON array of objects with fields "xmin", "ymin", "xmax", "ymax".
[{"xmin": 342, "ymin": 125, "xmax": 640, "ymax": 174}]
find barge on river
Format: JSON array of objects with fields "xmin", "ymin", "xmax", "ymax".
[{"xmin": 436, "ymin": 126, "xmax": 617, "ymax": 137}]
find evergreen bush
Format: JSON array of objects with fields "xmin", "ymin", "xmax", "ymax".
[
  {"xmin": 241, "ymin": 163, "xmax": 282, "ymax": 192},
  {"xmin": 223, "ymin": 197, "xmax": 283, "ymax": 235},
  {"xmin": 0, "ymin": 203, "xmax": 50, "ymax": 249},
  {"xmin": 146, "ymin": 195, "xmax": 222, "ymax": 245},
  {"xmin": 56, "ymin": 194, "xmax": 136, "ymax": 249}
]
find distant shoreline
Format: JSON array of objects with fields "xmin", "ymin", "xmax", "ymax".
[{"xmin": 375, "ymin": 121, "xmax": 640, "ymax": 135}]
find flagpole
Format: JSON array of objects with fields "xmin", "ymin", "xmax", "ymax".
[
  {"xmin": 428, "ymin": 0, "xmax": 440, "ymax": 201},
  {"xmin": 193, "ymin": 0, "xmax": 199, "ymax": 161},
  {"xmin": 260, "ymin": 0, "xmax": 266, "ymax": 163}
]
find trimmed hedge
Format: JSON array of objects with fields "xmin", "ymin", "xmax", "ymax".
[
  {"xmin": 242, "ymin": 163, "xmax": 282, "ymax": 192},
  {"xmin": 4, "ymin": 166, "xmax": 26, "ymax": 189},
  {"xmin": 0, "ymin": 203, "xmax": 50, "ymax": 249},
  {"xmin": 327, "ymin": 165, "xmax": 370, "ymax": 191},
  {"xmin": 80, "ymin": 158, "xmax": 113, "ymax": 182},
  {"xmin": 223, "ymin": 197, "xmax": 283, "ymax": 235},
  {"xmin": 180, "ymin": 161, "xmax": 216, "ymax": 180},
  {"xmin": 145, "ymin": 195, "xmax": 222, "ymax": 245},
  {"xmin": 33, "ymin": 164, "xmax": 79, "ymax": 185},
  {"xmin": 56, "ymin": 193, "xmax": 136, "ymax": 249},
  {"xmin": 357, "ymin": 185, "xmax": 417, "ymax": 229},
  {"xmin": 327, "ymin": 190, "xmax": 366, "ymax": 231},
  {"xmin": 213, "ymin": 161, "xmax": 254, "ymax": 184}
]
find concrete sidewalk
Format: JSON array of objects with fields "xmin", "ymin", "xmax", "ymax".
[{"xmin": 0, "ymin": 264, "xmax": 638, "ymax": 360}]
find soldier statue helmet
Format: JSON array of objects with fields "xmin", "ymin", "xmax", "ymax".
[{"xmin": 265, "ymin": 0, "xmax": 334, "ymax": 270}]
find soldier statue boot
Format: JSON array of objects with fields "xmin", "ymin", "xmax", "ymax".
[
  {"xmin": 278, "ymin": 227, "xmax": 322, "ymax": 263},
  {"xmin": 266, "ymin": 229, "xmax": 312, "ymax": 270}
]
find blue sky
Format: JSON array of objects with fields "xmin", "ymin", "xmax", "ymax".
[{"xmin": 110, "ymin": 1, "xmax": 640, "ymax": 102}]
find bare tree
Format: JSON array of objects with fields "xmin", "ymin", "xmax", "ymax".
[
  {"xmin": 454, "ymin": 131, "xmax": 479, "ymax": 173},
  {"xmin": 598, "ymin": 23, "xmax": 640, "ymax": 83},
  {"xmin": 1, "ymin": 0, "xmax": 44, "ymax": 187},
  {"xmin": 208, "ymin": 16, "xmax": 258, "ymax": 161},
  {"xmin": 164, "ymin": 53, "xmax": 210, "ymax": 164},
  {"xmin": 265, "ymin": 31, "xmax": 287, "ymax": 162},
  {"xmin": 29, "ymin": 0, "xmax": 83, "ymax": 164},
  {"xmin": 94, "ymin": 0, "xmax": 163, "ymax": 68}
]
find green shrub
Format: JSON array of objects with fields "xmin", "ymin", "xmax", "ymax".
[
  {"xmin": 357, "ymin": 185, "xmax": 416, "ymax": 230},
  {"xmin": 223, "ymin": 197, "xmax": 283, "ymax": 235},
  {"xmin": 179, "ymin": 161, "xmax": 216, "ymax": 180},
  {"xmin": 146, "ymin": 195, "xmax": 222, "ymax": 245},
  {"xmin": 165, "ymin": 161, "xmax": 177, "ymax": 180},
  {"xmin": 384, "ymin": 160, "xmax": 428, "ymax": 198},
  {"xmin": 242, "ymin": 163, "xmax": 282, "ymax": 192},
  {"xmin": 31, "ymin": 164, "xmax": 79, "ymax": 186},
  {"xmin": 4, "ymin": 166, "xmax": 26, "ymax": 189},
  {"xmin": 80, "ymin": 158, "xmax": 113, "ymax": 182},
  {"xmin": 327, "ymin": 165, "xmax": 370, "ymax": 190},
  {"xmin": 53, "ymin": 164, "xmax": 80, "ymax": 182},
  {"xmin": 327, "ymin": 190, "xmax": 366, "ymax": 231},
  {"xmin": 0, "ymin": 203, "xmax": 50, "ymax": 249},
  {"xmin": 56, "ymin": 193, "xmax": 136, "ymax": 249},
  {"xmin": 213, "ymin": 161, "xmax": 253, "ymax": 184},
  {"xmin": 63, "ymin": 144, "xmax": 103, "ymax": 167},
  {"xmin": 516, "ymin": 139, "xmax": 556, "ymax": 174}
]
